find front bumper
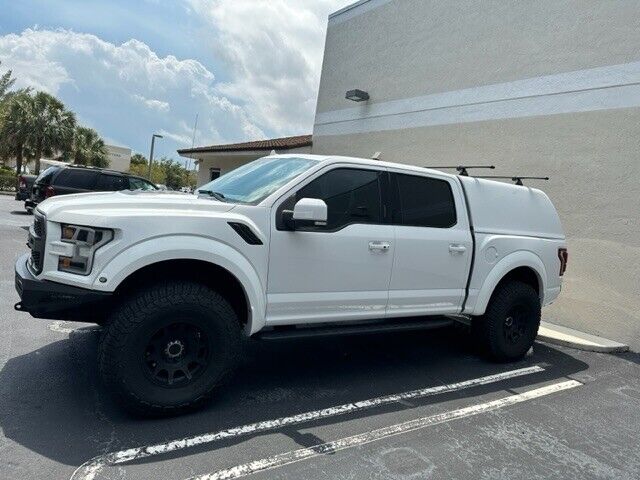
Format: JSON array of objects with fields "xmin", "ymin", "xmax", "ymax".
[{"xmin": 14, "ymin": 253, "xmax": 111, "ymax": 321}]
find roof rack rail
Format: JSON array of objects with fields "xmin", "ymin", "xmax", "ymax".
[
  {"xmin": 426, "ymin": 165, "xmax": 495, "ymax": 176},
  {"xmin": 476, "ymin": 176, "xmax": 549, "ymax": 186}
]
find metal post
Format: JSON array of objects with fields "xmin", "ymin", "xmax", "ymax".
[{"xmin": 147, "ymin": 134, "xmax": 163, "ymax": 179}]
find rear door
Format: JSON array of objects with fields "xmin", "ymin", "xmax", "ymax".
[{"xmin": 387, "ymin": 170, "xmax": 472, "ymax": 316}]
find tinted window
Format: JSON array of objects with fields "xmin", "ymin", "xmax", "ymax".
[
  {"xmin": 129, "ymin": 177, "xmax": 157, "ymax": 190},
  {"xmin": 393, "ymin": 173, "xmax": 456, "ymax": 228},
  {"xmin": 54, "ymin": 169, "xmax": 99, "ymax": 189},
  {"xmin": 293, "ymin": 168, "xmax": 383, "ymax": 231},
  {"xmin": 35, "ymin": 166, "xmax": 60, "ymax": 185},
  {"xmin": 96, "ymin": 174, "xmax": 128, "ymax": 191}
]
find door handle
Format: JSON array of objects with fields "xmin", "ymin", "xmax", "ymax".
[
  {"xmin": 449, "ymin": 244, "xmax": 467, "ymax": 254},
  {"xmin": 369, "ymin": 241, "xmax": 390, "ymax": 252}
]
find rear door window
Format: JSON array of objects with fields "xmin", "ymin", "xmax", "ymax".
[
  {"xmin": 54, "ymin": 169, "xmax": 99, "ymax": 190},
  {"xmin": 96, "ymin": 174, "xmax": 128, "ymax": 191},
  {"xmin": 392, "ymin": 173, "xmax": 457, "ymax": 228}
]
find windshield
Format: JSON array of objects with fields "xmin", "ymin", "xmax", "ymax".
[{"xmin": 196, "ymin": 156, "xmax": 318, "ymax": 204}]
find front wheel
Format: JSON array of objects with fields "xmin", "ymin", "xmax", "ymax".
[
  {"xmin": 473, "ymin": 281, "xmax": 541, "ymax": 361},
  {"xmin": 98, "ymin": 281, "xmax": 241, "ymax": 416}
]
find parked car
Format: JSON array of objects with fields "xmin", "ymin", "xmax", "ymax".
[
  {"xmin": 24, "ymin": 164, "xmax": 157, "ymax": 213},
  {"xmin": 14, "ymin": 154, "xmax": 567, "ymax": 416},
  {"xmin": 15, "ymin": 174, "xmax": 36, "ymax": 201}
]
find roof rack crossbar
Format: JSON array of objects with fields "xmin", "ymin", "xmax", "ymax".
[
  {"xmin": 476, "ymin": 176, "xmax": 550, "ymax": 186},
  {"xmin": 426, "ymin": 165, "xmax": 495, "ymax": 176}
]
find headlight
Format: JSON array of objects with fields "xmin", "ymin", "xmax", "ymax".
[{"xmin": 58, "ymin": 224, "xmax": 113, "ymax": 275}]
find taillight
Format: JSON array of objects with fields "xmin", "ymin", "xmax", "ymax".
[
  {"xmin": 44, "ymin": 186, "xmax": 56, "ymax": 198},
  {"xmin": 558, "ymin": 248, "xmax": 568, "ymax": 276},
  {"xmin": 19, "ymin": 176, "xmax": 26, "ymax": 189}
]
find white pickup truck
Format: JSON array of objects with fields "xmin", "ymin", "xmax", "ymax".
[{"xmin": 14, "ymin": 154, "xmax": 567, "ymax": 415}]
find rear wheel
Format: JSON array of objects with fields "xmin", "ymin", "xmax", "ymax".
[
  {"xmin": 474, "ymin": 281, "xmax": 541, "ymax": 361},
  {"xmin": 98, "ymin": 281, "xmax": 241, "ymax": 416}
]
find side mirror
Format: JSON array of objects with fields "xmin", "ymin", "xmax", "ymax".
[{"xmin": 282, "ymin": 198, "xmax": 328, "ymax": 230}]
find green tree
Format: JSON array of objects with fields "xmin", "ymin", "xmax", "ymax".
[
  {"xmin": 0, "ymin": 90, "xmax": 34, "ymax": 180},
  {"xmin": 0, "ymin": 61, "xmax": 17, "ymax": 165},
  {"xmin": 0, "ymin": 60, "xmax": 15, "ymax": 100},
  {"xmin": 73, "ymin": 126, "xmax": 109, "ymax": 168},
  {"xmin": 130, "ymin": 153, "xmax": 148, "ymax": 166},
  {"xmin": 30, "ymin": 91, "xmax": 76, "ymax": 174}
]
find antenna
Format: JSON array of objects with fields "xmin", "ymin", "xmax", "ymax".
[
  {"xmin": 477, "ymin": 176, "xmax": 549, "ymax": 186},
  {"xmin": 427, "ymin": 165, "xmax": 495, "ymax": 176}
]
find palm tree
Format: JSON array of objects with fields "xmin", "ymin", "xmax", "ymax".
[
  {"xmin": 0, "ymin": 90, "xmax": 34, "ymax": 182},
  {"xmin": 73, "ymin": 126, "xmax": 109, "ymax": 168},
  {"xmin": 0, "ymin": 60, "xmax": 15, "ymax": 100},
  {"xmin": 30, "ymin": 91, "xmax": 76, "ymax": 174}
]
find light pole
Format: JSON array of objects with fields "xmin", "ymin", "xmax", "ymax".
[{"xmin": 147, "ymin": 134, "xmax": 163, "ymax": 179}]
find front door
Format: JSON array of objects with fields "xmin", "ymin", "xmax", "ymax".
[{"xmin": 267, "ymin": 166, "xmax": 394, "ymax": 325}]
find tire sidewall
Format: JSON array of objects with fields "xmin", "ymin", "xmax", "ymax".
[
  {"xmin": 485, "ymin": 282, "xmax": 541, "ymax": 360},
  {"xmin": 105, "ymin": 289, "xmax": 239, "ymax": 411}
]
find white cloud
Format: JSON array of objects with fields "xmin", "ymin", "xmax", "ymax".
[
  {"xmin": 132, "ymin": 94, "xmax": 170, "ymax": 112},
  {"xmin": 158, "ymin": 128, "xmax": 192, "ymax": 146},
  {"xmin": 186, "ymin": 0, "xmax": 349, "ymax": 136},
  {"xmin": 0, "ymin": 27, "xmax": 264, "ymax": 157},
  {"xmin": 0, "ymin": 1, "xmax": 350, "ymax": 155}
]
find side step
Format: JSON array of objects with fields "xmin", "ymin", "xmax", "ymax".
[{"xmin": 255, "ymin": 317, "xmax": 454, "ymax": 341}]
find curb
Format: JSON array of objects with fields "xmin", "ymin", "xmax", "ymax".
[{"xmin": 537, "ymin": 321, "xmax": 629, "ymax": 353}]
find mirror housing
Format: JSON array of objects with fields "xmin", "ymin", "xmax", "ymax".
[
  {"xmin": 293, "ymin": 198, "xmax": 328, "ymax": 223},
  {"xmin": 282, "ymin": 198, "xmax": 328, "ymax": 230}
]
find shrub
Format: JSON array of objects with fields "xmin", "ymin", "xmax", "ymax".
[{"xmin": 0, "ymin": 173, "xmax": 16, "ymax": 191}]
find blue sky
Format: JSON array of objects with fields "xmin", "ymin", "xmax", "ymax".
[{"xmin": 0, "ymin": 0, "xmax": 349, "ymax": 165}]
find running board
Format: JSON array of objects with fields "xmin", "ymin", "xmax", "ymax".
[{"xmin": 256, "ymin": 317, "xmax": 454, "ymax": 341}]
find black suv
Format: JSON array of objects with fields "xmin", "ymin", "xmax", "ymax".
[{"xmin": 25, "ymin": 165, "xmax": 157, "ymax": 213}]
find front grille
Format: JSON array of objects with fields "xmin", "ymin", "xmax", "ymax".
[
  {"xmin": 29, "ymin": 212, "xmax": 46, "ymax": 274},
  {"xmin": 33, "ymin": 213, "xmax": 45, "ymax": 237}
]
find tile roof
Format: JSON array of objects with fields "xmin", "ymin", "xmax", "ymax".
[{"xmin": 177, "ymin": 134, "xmax": 312, "ymax": 154}]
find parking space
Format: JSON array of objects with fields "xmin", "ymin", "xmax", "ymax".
[{"xmin": 1, "ymin": 195, "xmax": 640, "ymax": 480}]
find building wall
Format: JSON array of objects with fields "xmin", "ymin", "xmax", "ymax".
[
  {"xmin": 313, "ymin": 0, "xmax": 640, "ymax": 340},
  {"xmin": 105, "ymin": 144, "xmax": 132, "ymax": 172}
]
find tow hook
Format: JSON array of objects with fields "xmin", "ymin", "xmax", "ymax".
[{"xmin": 14, "ymin": 302, "xmax": 23, "ymax": 311}]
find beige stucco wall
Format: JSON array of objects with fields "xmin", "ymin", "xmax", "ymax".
[{"xmin": 313, "ymin": 0, "xmax": 640, "ymax": 343}]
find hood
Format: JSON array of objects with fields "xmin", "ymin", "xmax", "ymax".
[{"xmin": 36, "ymin": 190, "xmax": 236, "ymax": 225}]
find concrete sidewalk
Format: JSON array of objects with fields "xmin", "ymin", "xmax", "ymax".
[{"xmin": 538, "ymin": 321, "xmax": 629, "ymax": 353}]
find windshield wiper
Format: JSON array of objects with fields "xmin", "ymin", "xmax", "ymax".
[{"xmin": 198, "ymin": 190, "xmax": 227, "ymax": 202}]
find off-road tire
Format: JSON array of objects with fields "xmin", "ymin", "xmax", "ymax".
[
  {"xmin": 473, "ymin": 281, "xmax": 541, "ymax": 361},
  {"xmin": 98, "ymin": 281, "xmax": 241, "ymax": 416}
]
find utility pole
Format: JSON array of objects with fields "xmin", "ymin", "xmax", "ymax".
[{"xmin": 147, "ymin": 134, "xmax": 163, "ymax": 179}]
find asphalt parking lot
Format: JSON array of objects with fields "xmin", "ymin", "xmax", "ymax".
[{"xmin": 1, "ymin": 194, "xmax": 640, "ymax": 480}]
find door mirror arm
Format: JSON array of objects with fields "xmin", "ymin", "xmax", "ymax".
[{"xmin": 281, "ymin": 209, "xmax": 296, "ymax": 231}]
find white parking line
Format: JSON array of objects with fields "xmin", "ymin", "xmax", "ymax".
[
  {"xmin": 70, "ymin": 365, "xmax": 544, "ymax": 480},
  {"xmin": 188, "ymin": 380, "xmax": 582, "ymax": 480}
]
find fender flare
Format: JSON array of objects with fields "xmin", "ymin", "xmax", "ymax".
[
  {"xmin": 470, "ymin": 250, "xmax": 546, "ymax": 316},
  {"xmin": 93, "ymin": 235, "xmax": 266, "ymax": 335}
]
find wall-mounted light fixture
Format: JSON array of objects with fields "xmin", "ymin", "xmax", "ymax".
[{"xmin": 345, "ymin": 89, "xmax": 369, "ymax": 102}]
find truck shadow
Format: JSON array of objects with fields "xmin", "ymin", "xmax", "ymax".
[{"xmin": 0, "ymin": 326, "xmax": 589, "ymax": 470}]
